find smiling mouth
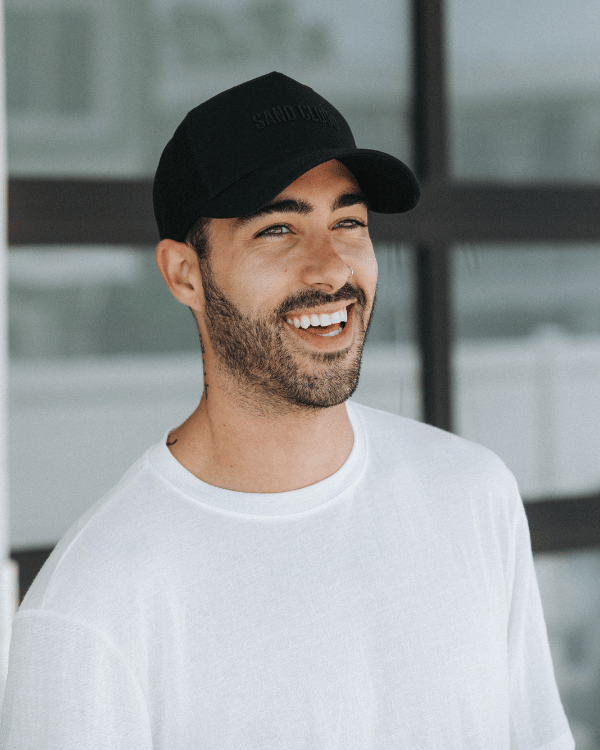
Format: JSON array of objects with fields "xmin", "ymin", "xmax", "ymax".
[{"xmin": 284, "ymin": 304, "xmax": 349, "ymax": 337}]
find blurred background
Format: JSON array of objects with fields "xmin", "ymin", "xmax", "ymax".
[{"xmin": 4, "ymin": 0, "xmax": 600, "ymax": 743}]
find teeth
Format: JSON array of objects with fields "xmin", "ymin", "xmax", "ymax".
[
  {"xmin": 318, "ymin": 327, "xmax": 342, "ymax": 337},
  {"xmin": 287, "ymin": 306, "xmax": 349, "ymax": 330},
  {"xmin": 286, "ymin": 307, "xmax": 348, "ymax": 336}
]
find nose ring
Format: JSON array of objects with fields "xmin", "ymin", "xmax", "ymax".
[{"xmin": 348, "ymin": 266, "xmax": 353, "ymax": 278}]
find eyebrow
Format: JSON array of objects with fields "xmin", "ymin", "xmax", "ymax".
[
  {"xmin": 235, "ymin": 191, "xmax": 370, "ymax": 227},
  {"xmin": 235, "ymin": 199, "xmax": 312, "ymax": 227},
  {"xmin": 332, "ymin": 191, "xmax": 370, "ymax": 212}
]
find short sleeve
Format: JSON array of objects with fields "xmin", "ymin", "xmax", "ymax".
[
  {"xmin": 505, "ymin": 484, "xmax": 575, "ymax": 750},
  {"xmin": 0, "ymin": 609, "xmax": 153, "ymax": 750}
]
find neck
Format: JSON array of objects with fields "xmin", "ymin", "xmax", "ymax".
[{"xmin": 166, "ymin": 381, "xmax": 354, "ymax": 493}]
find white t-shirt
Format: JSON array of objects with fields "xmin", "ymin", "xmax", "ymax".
[{"xmin": 0, "ymin": 402, "xmax": 574, "ymax": 749}]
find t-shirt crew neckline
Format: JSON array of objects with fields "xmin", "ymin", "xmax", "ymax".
[{"xmin": 147, "ymin": 401, "xmax": 366, "ymax": 517}]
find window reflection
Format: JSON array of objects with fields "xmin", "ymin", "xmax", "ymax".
[
  {"xmin": 536, "ymin": 550, "xmax": 600, "ymax": 750},
  {"xmin": 448, "ymin": 0, "xmax": 600, "ymax": 180}
]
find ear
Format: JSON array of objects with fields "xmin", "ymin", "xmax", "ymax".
[{"xmin": 156, "ymin": 239, "xmax": 204, "ymax": 311}]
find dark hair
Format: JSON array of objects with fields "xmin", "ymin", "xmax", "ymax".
[{"xmin": 185, "ymin": 216, "xmax": 211, "ymax": 261}]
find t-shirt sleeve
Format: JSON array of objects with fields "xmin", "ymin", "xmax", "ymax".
[
  {"xmin": 505, "ymin": 480, "xmax": 575, "ymax": 750},
  {"xmin": 0, "ymin": 609, "xmax": 153, "ymax": 750}
]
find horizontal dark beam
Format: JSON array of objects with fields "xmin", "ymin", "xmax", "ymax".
[
  {"xmin": 525, "ymin": 494, "xmax": 600, "ymax": 554},
  {"xmin": 370, "ymin": 181, "xmax": 600, "ymax": 245},
  {"xmin": 9, "ymin": 178, "xmax": 159, "ymax": 246},
  {"xmin": 8, "ymin": 177, "xmax": 600, "ymax": 247}
]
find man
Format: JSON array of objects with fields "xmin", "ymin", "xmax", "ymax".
[{"xmin": 1, "ymin": 72, "xmax": 573, "ymax": 749}]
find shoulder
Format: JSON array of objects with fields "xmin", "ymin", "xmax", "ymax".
[
  {"xmin": 348, "ymin": 400, "xmax": 518, "ymax": 498},
  {"xmin": 349, "ymin": 403, "xmax": 524, "ymax": 567},
  {"xmin": 349, "ymin": 401, "xmax": 510, "ymax": 470},
  {"xmin": 20, "ymin": 443, "xmax": 177, "ymax": 619}
]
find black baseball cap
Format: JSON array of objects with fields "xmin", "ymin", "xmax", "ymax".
[{"xmin": 153, "ymin": 71, "xmax": 420, "ymax": 241}]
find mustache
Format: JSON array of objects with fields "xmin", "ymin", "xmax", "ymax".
[{"xmin": 276, "ymin": 283, "xmax": 367, "ymax": 318}]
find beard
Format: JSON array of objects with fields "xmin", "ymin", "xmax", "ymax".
[{"xmin": 199, "ymin": 257, "xmax": 374, "ymax": 411}]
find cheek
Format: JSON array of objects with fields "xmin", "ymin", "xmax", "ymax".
[
  {"xmin": 370, "ymin": 252, "xmax": 379, "ymax": 280},
  {"xmin": 360, "ymin": 249, "xmax": 378, "ymax": 291},
  {"xmin": 227, "ymin": 266, "xmax": 288, "ymax": 317}
]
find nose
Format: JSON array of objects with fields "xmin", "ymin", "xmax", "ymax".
[{"xmin": 299, "ymin": 233, "xmax": 352, "ymax": 292}]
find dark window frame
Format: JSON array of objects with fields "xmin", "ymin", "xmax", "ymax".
[{"xmin": 8, "ymin": 0, "xmax": 600, "ymax": 554}]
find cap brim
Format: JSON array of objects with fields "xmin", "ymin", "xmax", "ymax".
[{"xmin": 199, "ymin": 148, "xmax": 420, "ymax": 219}]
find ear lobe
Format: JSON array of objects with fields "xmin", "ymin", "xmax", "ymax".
[{"xmin": 156, "ymin": 239, "xmax": 204, "ymax": 310}]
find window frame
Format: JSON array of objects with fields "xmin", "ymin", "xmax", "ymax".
[{"xmin": 8, "ymin": 0, "xmax": 600, "ymax": 553}]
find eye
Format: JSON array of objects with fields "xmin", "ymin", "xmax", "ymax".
[
  {"xmin": 335, "ymin": 218, "xmax": 367, "ymax": 229},
  {"xmin": 256, "ymin": 223, "xmax": 292, "ymax": 237}
]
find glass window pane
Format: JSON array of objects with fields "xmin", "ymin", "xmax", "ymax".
[
  {"xmin": 536, "ymin": 549, "xmax": 600, "ymax": 750},
  {"xmin": 455, "ymin": 245, "xmax": 600, "ymax": 743},
  {"xmin": 9, "ymin": 247, "xmax": 198, "ymax": 358},
  {"xmin": 6, "ymin": 0, "xmax": 416, "ymax": 547},
  {"xmin": 6, "ymin": 0, "xmax": 411, "ymax": 176},
  {"xmin": 447, "ymin": 0, "xmax": 600, "ymax": 180},
  {"xmin": 355, "ymin": 245, "xmax": 419, "ymax": 420},
  {"xmin": 453, "ymin": 244, "xmax": 600, "ymax": 498},
  {"xmin": 8, "ymin": 244, "xmax": 416, "ymax": 362},
  {"xmin": 8, "ymin": 244, "xmax": 418, "ymax": 548}
]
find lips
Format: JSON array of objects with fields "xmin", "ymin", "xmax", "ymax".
[{"xmin": 283, "ymin": 303, "xmax": 355, "ymax": 349}]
